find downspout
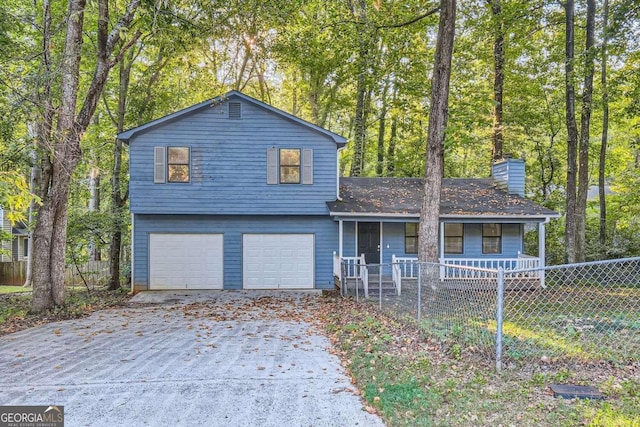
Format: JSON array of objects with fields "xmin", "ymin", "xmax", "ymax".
[{"xmin": 129, "ymin": 213, "xmax": 135, "ymax": 294}]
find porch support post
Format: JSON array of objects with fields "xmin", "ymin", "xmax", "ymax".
[
  {"xmin": 338, "ymin": 219, "xmax": 343, "ymax": 258},
  {"xmin": 439, "ymin": 221, "xmax": 445, "ymax": 264},
  {"xmin": 354, "ymin": 221, "xmax": 358, "ymax": 257},
  {"xmin": 378, "ymin": 221, "xmax": 384, "ymax": 266},
  {"xmin": 539, "ymin": 220, "xmax": 546, "ymax": 288},
  {"xmin": 439, "ymin": 221, "xmax": 445, "ymax": 280}
]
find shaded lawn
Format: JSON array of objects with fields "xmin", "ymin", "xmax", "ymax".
[
  {"xmin": 316, "ymin": 294, "xmax": 640, "ymax": 427},
  {"xmin": 0, "ymin": 285, "xmax": 30, "ymax": 294},
  {"xmin": 0, "ymin": 287, "xmax": 132, "ymax": 336}
]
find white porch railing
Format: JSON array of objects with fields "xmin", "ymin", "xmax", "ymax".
[
  {"xmin": 443, "ymin": 253, "xmax": 541, "ymax": 278},
  {"xmin": 336, "ymin": 253, "xmax": 369, "ymax": 297},
  {"xmin": 338, "ymin": 253, "xmax": 541, "ymax": 298},
  {"xmin": 391, "ymin": 255, "xmax": 420, "ymax": 295},
  {"xmin": 333, "ymin": 251, "xmax": 341, "ymax": 278},
  {"xmin": 390, "ymin": 253, "xmax": 541, "ymax": 281}
]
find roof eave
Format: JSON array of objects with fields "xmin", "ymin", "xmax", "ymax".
[
  {"xmin": 329, "ymin": 211, "xmax": 561, "ymax": 221},
  {"xmin": 117, "ymin": 98, "xmax": 215, "ymax": 142}
]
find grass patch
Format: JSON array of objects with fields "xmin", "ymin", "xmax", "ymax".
[
  {"xmin": 0, "ymin": 286, "xmax": 132, "ymax": 336},
  {"xmin": 318, "ymin": 295, "xmax": 640, "ymax": 427},
  {"xmin": 0, "ymin": 285, "xmax": 31, "ymax": 294}
]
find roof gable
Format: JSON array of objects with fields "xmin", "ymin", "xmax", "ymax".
[{"xmin": 117, "ymin": 91, "xmax": 347, "ymax": 145}]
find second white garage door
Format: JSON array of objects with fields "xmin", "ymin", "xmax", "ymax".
[
  {"xmin": 149, "ymin": 233, "xmax": 224, "ymax": 290},
  {"xmin": 243, "ymin": 234, "xmax": 314, "ymax": 289}
]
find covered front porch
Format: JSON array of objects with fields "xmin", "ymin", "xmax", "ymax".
[
  {"xmin": 331, "ymin": 218, "xmax": 549, "ymax": 297},
  {"xmin": 327, "ymin": 176, "xmax": 560, "ymax": 297}
]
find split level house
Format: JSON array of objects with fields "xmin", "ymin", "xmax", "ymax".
[{"xmin": 119, "ymin": 91, "xmax": 559, "ymax": 293}]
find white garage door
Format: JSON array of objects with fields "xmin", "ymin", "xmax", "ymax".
[
  {"xmin": 149, "ymin": 234, "xmax": 223, "ymax": 290},
  {"xmin": 243, "ymin": 234, "xmax": 314, "ymax": 289}
]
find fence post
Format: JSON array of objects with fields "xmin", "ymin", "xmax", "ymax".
[
  {"xmin": 496, "ymin": 267, "xmax": 504, "ymax": 372},
  {"xmin": 417, "ymin": 262, "xmax": 422, "ymax": 323}
]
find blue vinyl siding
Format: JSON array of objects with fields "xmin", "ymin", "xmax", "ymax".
[
  {"xmin": 381, "ymin": 222, "xmax": 408, "ymax": 263},
  {"xmin": 343, "ymin": 222, "xmax": 356, "ymax": 257},
  {"xmin": 129, "ymin": 95, "xmax": 338, "ymax": 215},
  {"xmin": 492, "ymin": 159, "xmax": 525, "ymax": 197},
  {"xmin": 445, "ymin": 223, "xmax": 522, "ymax": 259},
  {"xmin": 134, "ymin": 214, "xmax": 337, "ymax": 290},
  {"xmin": 342, "ymin": 221, "xmax": 523, "ymax": 260}
]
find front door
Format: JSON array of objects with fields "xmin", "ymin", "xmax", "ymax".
[{"xmin": 358, "ymin": 222, "xmax": 380, "ymax": 264}]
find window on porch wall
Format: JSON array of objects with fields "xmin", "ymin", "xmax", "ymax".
[
  {"xmin": 404, "ymin": 223, "xmax": 418, "ymax": 254},
  {"xmin": 482, "ymin": 223, "xmax": 502, "ymax": 254},
  {"xmin": 444, "ymin": 223, "xmax": 463, "ymax": 254}
]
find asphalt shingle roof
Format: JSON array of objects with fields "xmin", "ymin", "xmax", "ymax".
[{"xmin": 327, "ymin": 177, "xmax": 559, "ymax": 218}]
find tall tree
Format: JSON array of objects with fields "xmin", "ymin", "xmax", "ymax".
[
  {"xmin": 348, "ymin": 0, "xmax": 376, "ymax": 177},
  {"xmin": 574, "ymin": 0, "xmax": 596, "ymax": 262},
  {"xmin": 107, "ymin": 49, "xmax": 135, "ymax": 290},
  {"xmin": 598, "ymin": 0, "xmax": 610, "ymax": 258},
  {"xmin": 376, "ymin": 78, "xmax": 390, "ymax": 176},
  {"xmin": 419, "ymin": 0, "xmax": 456, "ymax": 263},
  {"xmin": 31, "ymin": 0, "xmax": 140, "ymax": 312},
  {"xmin": 563, "ymin": 0, "xmax": 579, "ymax": 263}
]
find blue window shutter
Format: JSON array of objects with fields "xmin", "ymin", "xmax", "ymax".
[
  {"xmin": 267, "ymin": 147, "xmax": 278, "ymax": 184},
  {"xmin": 302, "ymin": 148, "xmax": 313, "ymax": 184},
  {"xmin": 154, "ymin": 146, "xmax": 166, "ymax": 183}
]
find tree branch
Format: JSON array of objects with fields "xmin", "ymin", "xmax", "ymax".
[{"xmin": 377, "ymin": 6, "xmax": 440, "ymax": 28}]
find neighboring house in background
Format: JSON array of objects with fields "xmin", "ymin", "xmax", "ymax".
[
  {"xmin": 120, "ymin": 91, "xmax": 559, "ymax": 293},
  {"xmin": 0, "ymin": 207, "xmax": 29, "ymax": 262}
]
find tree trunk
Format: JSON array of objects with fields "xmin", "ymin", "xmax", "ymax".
[
  {"xmin": 348, "ymin": 0, "xmax": 371, "ymax": 177},
  {"xmin": 376, "ymin": 82, "xmax": 389, "ymax": 176},
  {"xmin": 108, "ymin": 50, "xmax": 134, "ymax": 291},
  {"xmin": 563, "ymin": 0, "xmax": 579, "ymax": 263},
  {"xmin": 419, "ymin": 0, "xmax": 456, "ymax": 264},
  {"xmin": 575, "ymin": 0, "xmax": 596, "ymax": 262},
  {"xmin": 88, "ymin": 164, "xmax": 101, "ymax": 261},
  {"xmin": 350, "ymin": 46, "xmax": 369, "ymax": 176},
  {"xmin": 23, "ymin": 140, "xmax": 42, "ymax": 288},
  {"xmin": 598, "ymin": 0, "xmax": 609, "ymax": 258},
  {"xmin": 490, "ymin": 0, "xmax": 504, "ymax": 161},
  {"xmin": 386, "ymin": 116, "xmax": 397, "ymax": 177}
]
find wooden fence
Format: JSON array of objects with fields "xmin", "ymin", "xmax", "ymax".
[
  {"xmin": 64, "ymin": 260, "xmax": 111, "ymax": 287},
  {"xmin": 0, "ymin": 261, "xmax": 26, "ymax": 285},
  {"xmin": 1, "ymin": 260, "xmax": 111, "ymax": 287}
]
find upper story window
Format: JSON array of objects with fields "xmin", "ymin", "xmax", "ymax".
[
  {"xmin": 279, "ymin": 148, "xmax": 301, "ymax": 184},
  {"xmin": 404, "ymin": 223, "xmax": 418, "ymax": 254},
  {"xmin": 167, "ymin": 147, "xmax": 190, "ymax": 183},
  {"xmin": 154, "ymin": 146, "xmax": 190, "ymax": 184},
  {"xmin": 266, "ymin": 147, "xmax": 312, "ymax": 185},
  {"xmin": 444, "ymin": 223, "xmax": 464, "ymax": 254},
  {"xmin": 482, "ymin": 223, "xmax": 502, "ymax": 254}
]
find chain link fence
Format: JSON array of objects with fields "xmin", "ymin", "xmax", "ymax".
[{"xmin": 340, "ymin": 257, "xmax": 640, "ymax": 370}]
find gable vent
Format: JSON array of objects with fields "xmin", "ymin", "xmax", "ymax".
[{"xmin": 228, "ymin": 102, "xmax": 241, "ymax": 119}]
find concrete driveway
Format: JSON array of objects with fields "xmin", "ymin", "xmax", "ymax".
[{"xmin": 0, "ymin": 291, "xmax": 384, "ymax": 427}]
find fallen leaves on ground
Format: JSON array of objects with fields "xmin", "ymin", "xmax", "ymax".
[{"xmin": 0, "ymin": 289, "xmax": 133, "ymax": 337}]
